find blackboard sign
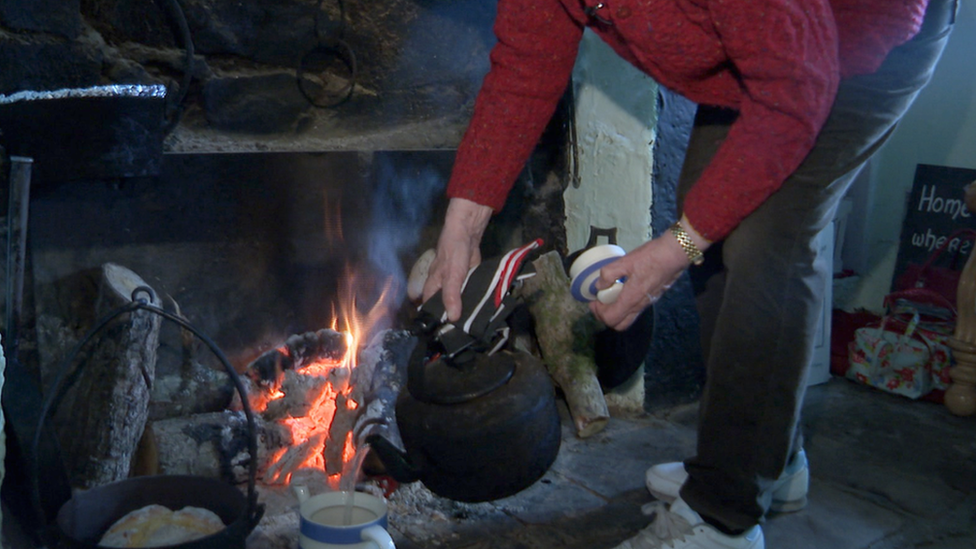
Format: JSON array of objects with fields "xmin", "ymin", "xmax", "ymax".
[{"xmin": 892, "ymin": 164, "xmax": 976, "ymax": 292}]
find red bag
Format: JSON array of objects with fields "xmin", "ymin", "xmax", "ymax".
[
  {"xmin": 846, "ymin": 287, "xmax": 956, "ymax": 402},
  {"xmin": 831, "ymin": 308, "xmax": 882, "ymax": 377},
  {"xmin": 894, "ymin": 229, "xmax": 976, "ymax": 306},
  {"xmin": 844, "ymin": 288, "xmax": 957, "ymax": 404}
]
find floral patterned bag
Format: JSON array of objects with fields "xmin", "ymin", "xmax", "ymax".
[{"xmin": 847, "ymin": 288, "xmax": 955, "ymax": 399}]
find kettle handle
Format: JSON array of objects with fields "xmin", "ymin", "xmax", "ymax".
[{"xmin": 406, "ymin": 334, "xmax": 430, "ymax": 402}]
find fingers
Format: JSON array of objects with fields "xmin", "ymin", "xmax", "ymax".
[
  {"xmin": 440, "ymin": 265, "xmax": 466, "ymax": 322},
  {"xmin": 417, "ymin": 199, "xmax": 492, "ymax": 322},
  {"xmin": 588, "ymin": 238, "xmax": 688, "ymax": 331},
  {"xmin": 591, "ymin": 290, "xmax": 658, "ymax": 331},
  {"xmin": 421, "ymin": 257, "xmax": 445, "ymax": 304},
  {"xmin": 421, "ymin": 254, "xmax": 467, "ymax": 322},
  {"xmin": 594, "ymin": 256, "xmax": 630, "ymax": 293},
  {"xmin": 426, "ymin": 198, "xmax": 491, "ymax": 321}
]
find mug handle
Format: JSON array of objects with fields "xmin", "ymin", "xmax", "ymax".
[
  {"xmin": 361, "ymin": 525, "xmax": 395, "ymax": 549},
  {"xmin": 596, "ymin": 281, "xmax": 624, "ymax": 304}
]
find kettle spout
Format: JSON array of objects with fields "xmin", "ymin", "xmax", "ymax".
[{"xmin": 365, "ymin": 434, "xmax": 424, "ymax": 484}]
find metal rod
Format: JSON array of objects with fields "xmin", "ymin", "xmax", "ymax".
[{"xmin": 4, "ymin": 155, "xmax": 33, "ymax": 360}]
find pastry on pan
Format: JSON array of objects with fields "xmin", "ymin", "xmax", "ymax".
[{"xmin": 99, "ymin": 504, "xmax": 225, "ymax": 547}]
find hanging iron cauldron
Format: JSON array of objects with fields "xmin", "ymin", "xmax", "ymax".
[
  {"xmin": 31, "ymin": 287, "xmax": 263, "ymax": 548},
  {"xmin": 53, "ymin": 475, "xmax": 259, "ymax": 549},
  {"xmin": 367, "ymin": 323, "xmax": 562, "ymax": 503}
]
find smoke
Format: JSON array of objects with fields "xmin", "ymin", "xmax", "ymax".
[{"xmin": 362, "ymin": 154, "xmax": 446, "ymax": 319}]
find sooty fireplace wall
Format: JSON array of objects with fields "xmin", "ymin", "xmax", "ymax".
[
  {"xmin": 0, "ymin": 0, "xmax": 575, "ymax": 390},
  {"xmin": 27, "ymin": 151, "xmax": 453, "ymax": 371}
]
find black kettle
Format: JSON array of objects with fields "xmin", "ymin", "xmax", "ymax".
[{"xmin": 366, "ymin": 313, "xmax": 561, "ymax": 503}]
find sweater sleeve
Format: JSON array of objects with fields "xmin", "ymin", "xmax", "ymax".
[
  {"xmin": 446, "ymin": 0, "xmax": 583, "ymax": 211},
  {"xmin": 681, "ymin": 0, "xmax": 841, "ymax": 241},
  {"xmin": 834, "ymin": 0, "xmax": 928, "ymax": 77}
]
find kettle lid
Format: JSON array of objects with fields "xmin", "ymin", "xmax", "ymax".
[{"xmin": 409, "ymin": 350, "xmax": 515, "ymax": 405}]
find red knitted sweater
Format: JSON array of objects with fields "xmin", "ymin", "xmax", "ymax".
[{"xmin": 445, "ymin": 0, "xmax": 929, "ymax": 242}]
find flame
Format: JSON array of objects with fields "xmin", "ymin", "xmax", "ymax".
[
  {"xmin": 262, "ymin": 264, "xmax": 397, "ymax": 486},
  {"xmin": 333, "ymin": 267, "xmax": 397, "ymax": 373},
  {"xmin": 323, "ymin": 194, "xmax": 344, "ymax": 251}
]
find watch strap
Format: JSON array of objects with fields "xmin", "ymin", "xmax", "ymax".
[{"xmin": 670, "ymin": 221, "xmax": 705, "ymax": 266}]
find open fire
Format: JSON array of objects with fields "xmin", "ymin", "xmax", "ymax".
[{"xmin": 239, "ymin": 267, "xmax": 401, "ymax": 490}]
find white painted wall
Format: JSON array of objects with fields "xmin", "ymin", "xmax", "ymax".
[
  {"xmin": 844, "ymin": 3, "xmax": 976, "ymax": 311},
  {"xmin": 565, "ymin": 30, "xmax": 659, "ymax": 410},
  {"xmin": 565, "ymin": 30, "xmax": 657, "ymax": 256}
]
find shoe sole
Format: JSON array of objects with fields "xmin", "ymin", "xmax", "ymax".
[
  {"xmin": 769, "ymin": 464, "xmax": 809, "ymax": 513},
  {"xmin": 649, "ymin": 488, "xmax": 808, "ymax": 514},
  {"xmin": 770, "ymin": 495, "xmax": 807, "ymax": 513},
  {"xmin": 647, "ymin": 454, "xmax": 810, "ymax": 514}
]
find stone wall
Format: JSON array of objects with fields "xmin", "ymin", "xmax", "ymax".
[{"xmin": 0, "ymin": 0, "xmax": 499, "ymax": 147}]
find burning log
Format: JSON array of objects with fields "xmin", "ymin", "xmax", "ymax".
[
  {"xmin": 229, "ymin": 327, "xmax": 357, "ymax": 484},
  {"xmin": 351, "ymin": 330, "xmax": 415, "ymax": 455},
  {"xmin": 232, "ymin": 328, "xmax": 349, "ymax": 417},
  {"xmin": 263, "ymin": 368, "xmax": 335, "ymax": 421},
  {"xmin": 324, "ymin": 329, "xmax": 415, "ymax": 476},
  {"xmin": 264, "ymin": 432, "xmax": 326, "ymax": 485},
  {"xmin": 223, "ymin": 326, "xmax": 413, "ymax": 485},
  {"xmin": 230, "ymin": 363, "xmax": 342, "ymax": 484},
  {"xmin": 245, "ymin": 328, "xmax": 348, "ymax": 388},
  {"xmin": 517, "ymin": 251, "xmax": 610, "ymax": 438},
  {"xmin": 59, "ymin": 263, "xmax": 162, "ymax": 487}
]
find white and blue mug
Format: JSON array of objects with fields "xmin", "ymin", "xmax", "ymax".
[
  {"xmin": 294, "ymin": 487, "xmax": 396, "ymax": 549},
  {"xmin": 569, "ymin": 244, "xmax": 626, "ymax": 304}
]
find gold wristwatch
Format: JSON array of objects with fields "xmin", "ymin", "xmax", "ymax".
[{"xmin": 670, "ymin": 221, "xmax": 705, "ymax": 266}]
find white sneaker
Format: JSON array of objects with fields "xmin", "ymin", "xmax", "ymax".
[
  {"xmin": 645, "ymin": 450, "xmax": 809, "ymax": 513},
  {"xmin": 612, "ymin": 498, "xmax": 764, "ymax": 549}
]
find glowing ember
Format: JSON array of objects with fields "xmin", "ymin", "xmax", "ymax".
[{"xmin": 260, "ymin": 267, "xmax": 397, "ymax": 488}]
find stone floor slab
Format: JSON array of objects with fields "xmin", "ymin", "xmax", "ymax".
[{"xmin": 764, "ymin": 481, "xmax": 905, "ymax": 549}]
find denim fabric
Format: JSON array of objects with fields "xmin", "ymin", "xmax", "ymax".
[{"xmin": 675, "ymin": 0, "xmax": 959, "ymax": 532}]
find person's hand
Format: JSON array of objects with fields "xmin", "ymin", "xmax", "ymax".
[
  {"xmin": 422, "ymin": 198, "xmax": 493, "ymax": 321},
  {"xmin": 590, "ymin": 217, "xmax": 709, "ymax": 331}
]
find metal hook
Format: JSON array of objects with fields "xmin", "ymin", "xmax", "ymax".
[
  {"xmin": 585, "ymin": 2, "xmax": 612, "ymax": 25},
  {"xmin": 130, "ymin": 285, "xmax": 157, "ymax": 304}
]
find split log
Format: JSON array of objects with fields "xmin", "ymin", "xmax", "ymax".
[
  {"xmin": 59, "ymin": 263, "xmax": 162, "ymax": 488},
  {"xmin": 149, "ymin": 411, "xmax": 291, "ymax": 484},
  {"xmin": 149, "ymin": 297, "xmax": 236, "ymax": 421},
  {"xmin": 149, "ymin": 362, "xmax": 235, "ymax": 421},
  {"xmin": 517, "ymin": 251, "xmax": 609, "ymax": 438},
  {"xmin": 324, "ymin": 392, "xmax": 359, "ymax": 476},
  {"xmin": 322, "ymin": 346, "xmax": 368, "ymax": 476}
]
